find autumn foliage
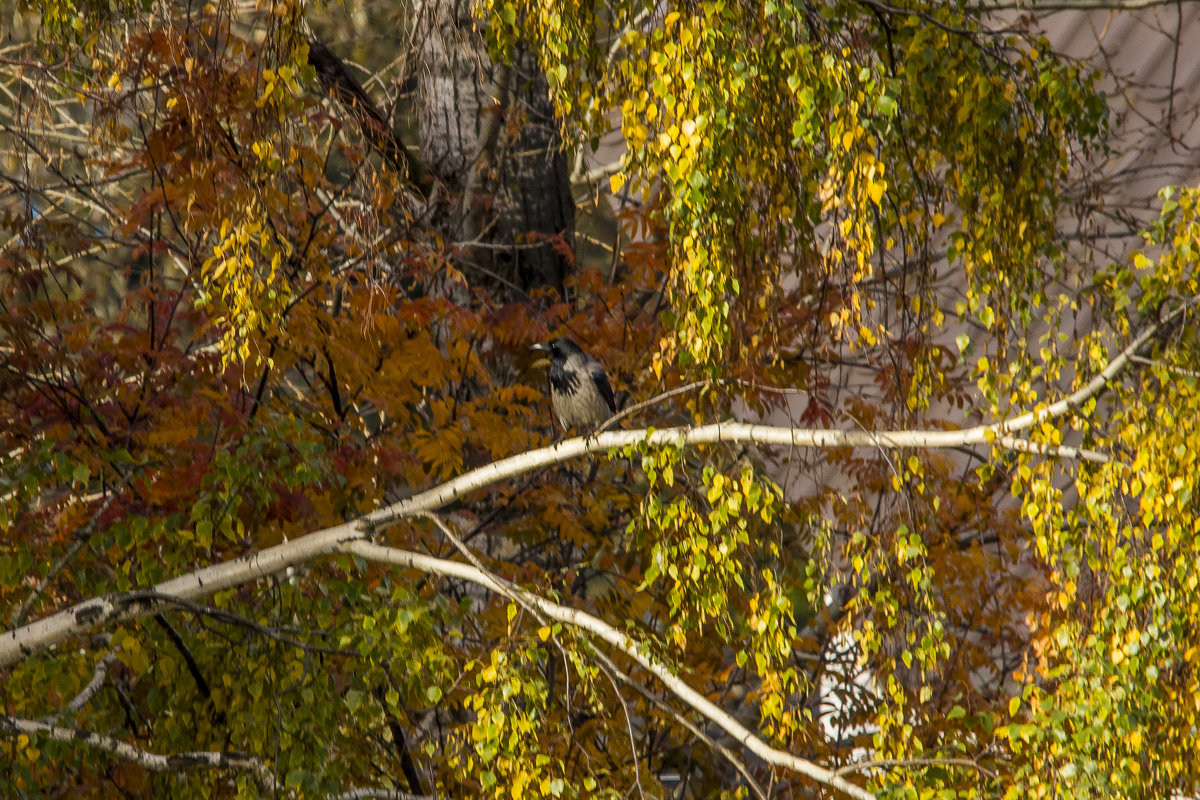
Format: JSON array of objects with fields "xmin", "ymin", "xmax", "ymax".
[{"xmin": 2, "ymin": 1, "xmax": 1199, "ymax": 799}]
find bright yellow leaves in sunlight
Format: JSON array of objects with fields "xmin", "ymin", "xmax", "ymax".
[{"xmin": 202, "ymin": 203, "xmax": 295, "ymax": 366}]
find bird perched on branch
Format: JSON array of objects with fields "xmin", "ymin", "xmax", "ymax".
[{"xmin": 531, "ymin": 337, "xmax": 616, "ymax": 433}]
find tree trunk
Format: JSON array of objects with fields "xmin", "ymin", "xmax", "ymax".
[{"xmin": 418, "ymin": 0, "xmax": 575, "ymax": 294}]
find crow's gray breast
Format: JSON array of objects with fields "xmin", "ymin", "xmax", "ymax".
[{"xmin": 549, "ymin": 353, "xmax": 615, "ymax": 431}]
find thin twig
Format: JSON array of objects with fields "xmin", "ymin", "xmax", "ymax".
[
  {"xmin": 347, "ymin": 539, "xmax": 875, "ymax": 800},
  {"xmin": 596, "ymin": 380, "xmax": 710, "ymax": 432},
  {"xmin": 1129, "ymin": 353, "xmax": 1200, "ymax": 380},
  {"xmin": 14, "ymin": 472, "xmax": 133, "ymax": 626},
  {"xmin": 586, "ymin": 645, "xmax": 769, "ymax": 800}
]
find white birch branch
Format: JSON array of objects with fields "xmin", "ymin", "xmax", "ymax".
[
  {"xmin": 0, "ymin": 310, "xmax": 1182, "ymax": 797},
  {"xmin": 1, "ymin": 304, "xmax": 1177, "ymax": 668},
  {"xmin": 423, "ymin": 513, "xmax": 764, "ymax": 799},
  {"xmin": 343, "ymin": 541, "xmax": 874, "ymax": 800},
  {"xmin": 0, "ymin": 521, "xmax": 363, "ymax": 668},
  {"xmin": 0, "ymin": 715, "xmax": 279, "ymax": 789},
  {"xmin": 45, "ymin": 650, "xmax": 117, "ymax": 720},
  {"xmin": 363, "ymin": 305, "xmax": 1167, "ymax": 529}
]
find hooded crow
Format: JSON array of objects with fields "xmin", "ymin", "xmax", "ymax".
[{"xmin": 531, "ymin": 337, "xmax": 616, "ymax": 432}]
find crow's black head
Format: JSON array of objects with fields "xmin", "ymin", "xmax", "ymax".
[{"xmin": 531, "ymin": 337, "xmax": 585, "ymax": 364}]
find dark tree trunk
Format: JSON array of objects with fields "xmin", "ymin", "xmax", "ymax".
[{"xmin": 417, "ymin": 0, "xmax": 575, "ymax": 294}]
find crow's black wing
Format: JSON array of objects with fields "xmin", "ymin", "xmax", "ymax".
[{"xmin": 587, "ymin": 359, "xmax": 617, "ymax": 415}]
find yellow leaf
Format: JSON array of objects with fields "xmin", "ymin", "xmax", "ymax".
[
  {"xmin": 868, "ymin": 179, "xmax": 885, "ymax": 207},
  {"xmin": 609, "ymin": 172, "xmax": 625, "ymax": 194}
]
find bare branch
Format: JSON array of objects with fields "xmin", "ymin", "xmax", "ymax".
[
  {"xmin": 14, "ymin": 472, "xmax": 134, "ymax": 626},
  {"xmin": 0, "ymin": 715, "xmax": 279, "ymax": 790},
  {"xmin": 596, "ymin": 380, "xmax": 710, "ymax": 432},
  {"xmin": 586, "ymin": 642, "xmax": 769, "ymax": 800},
  {"xmin": 1129, "ymin": 353, "xmax": 1200, "ymax": 380},
  {"xmin": 367, "ymin": 310, "xmax": 1160, "ymax": 529},
  {"xmin": 0, "ymin": 524, "xmax": 362, "ymax": 667},
  {"xmin": 996, "ymin": 434, "xmax": 1109, "ymax": 464},
  {"xmin": 43, "ymin": 649, "xmax": 117, "ymax": 720}
]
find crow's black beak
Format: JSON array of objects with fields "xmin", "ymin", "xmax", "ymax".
[{"xmin": 530, "ymin": 342, "xmax": 551, "ymax": 369}]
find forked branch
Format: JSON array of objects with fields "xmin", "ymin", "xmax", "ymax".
[
  {"xmin": 0, "ymin": 309, "xmax": 1183, "ymax": 799},
  {"xmin": 2, "ymin": 305, "xmax": 1179, "ymax": 667}
]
